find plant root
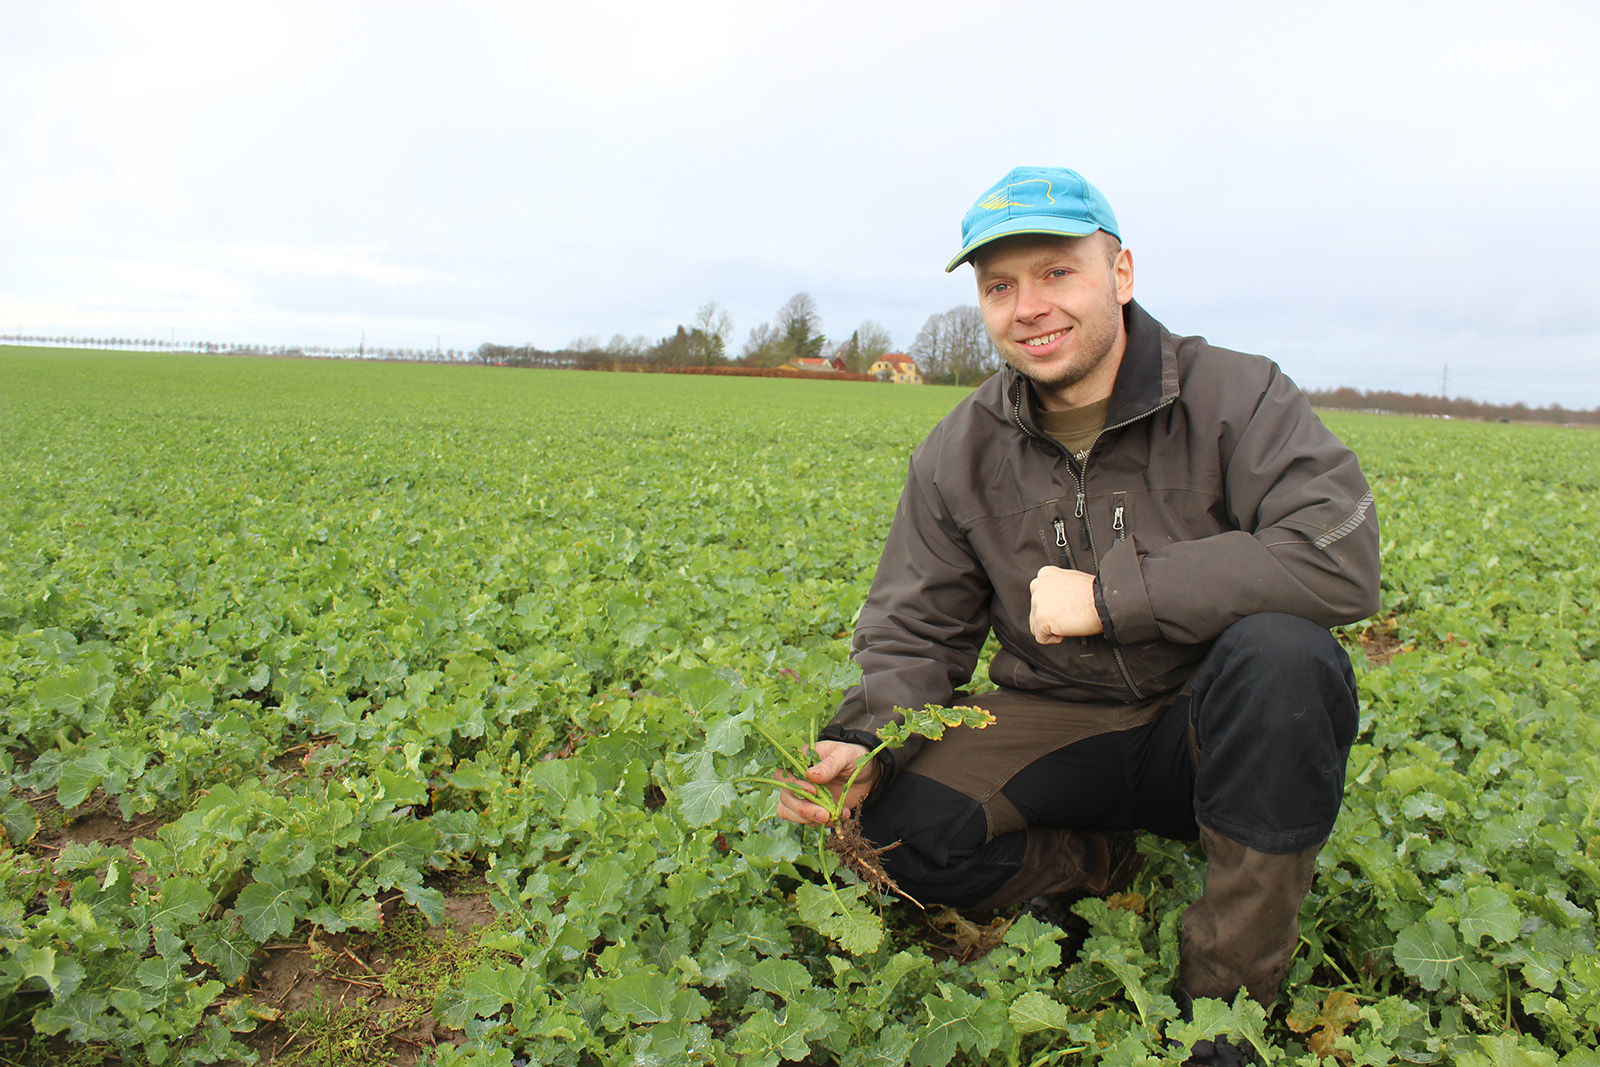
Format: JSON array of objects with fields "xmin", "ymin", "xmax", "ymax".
[{"xmin": 827, "ymin": 814, "xmax": 923, "ymax": 909}]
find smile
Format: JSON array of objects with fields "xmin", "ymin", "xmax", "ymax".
[{"xmin": 1021, "ymin": 330, "xmax": 1066, "ymax": 348}]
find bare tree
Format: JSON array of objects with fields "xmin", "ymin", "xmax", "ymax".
[
  {"xmin": 840, "ymin": 320, "xmax": 894, "ymax": 372},
  {"xmin": 911, "ymin": 306, "xmax": 998, "ymax": 385},
  {"xmin": 775, "ymin": 292, "xmax": 826, "ymax": 361},
  {"xmin": 691, "ymin": 301, "xmax": 734, "ymax": 364},
  {"xmin": 740, "ymin": 321, "xmax": 782, "ymax": 365},
  {"xmin": 604, "ymin": 334, "xmax": 652, "ymax": 361},
  {"xmin": 739, "ymin": 292, "xmax": 830, "ymax": 367}
]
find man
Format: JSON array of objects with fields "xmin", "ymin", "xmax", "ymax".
[{"xmin": 778, "ymin": 166, "xmax": 1379, "ymax": 1026}]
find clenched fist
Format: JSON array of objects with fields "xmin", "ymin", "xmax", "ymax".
[{"xmin": 1029, "ymin": 566, "xmax": 1104, "ymax": 643}]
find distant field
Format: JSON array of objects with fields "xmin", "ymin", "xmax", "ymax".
[{"xmin": 2, "ymin": 348, "xmax": 1596, "ymax": 1066}]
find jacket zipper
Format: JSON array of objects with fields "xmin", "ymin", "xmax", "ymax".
[{"xmin": 1013, "ymin": 378, "xmax": 1176, "ymax": 700}]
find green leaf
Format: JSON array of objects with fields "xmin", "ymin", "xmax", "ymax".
[
  {"xmin": 877, "ymin": 703, "xmax": 996, "ymax": 747},
  {"xmin": 704, "ymin": 709, "xmax": 752, "ymax": 755},
  {"xmin": 137, "ymin": 953, "xmax": 186, "ymax": 991},
  {"xmin": 1096, "ymin": 952, "xmax": 1158, "ymax": 1023},
  {"xmin": 374, "ymin": 766, "xmax": 430, "ymax": 806},
  {"xmin": 145, "ymin": 875, "xmax": 212, "ymax": 931},
  {"xmin": 572, "ymin": 856, "xmax": 631, "ymax": 914},
  {"xmin": 863, "ymin": 950, "xmax": 930, "ymax": 1009},
  {"xmin": 32, "ymin": 989, "xmax": 112, "ymax": 1041},
  {"xmin": 841, "ymin": 1025, "xmax": 916, "ymax": 1067},
  {"xmin": 732, "ymin": 1007, "xmax": 813, "ymax": 1067},
  {"xmin": 795, "ymin": 881, "xmax": 883, "ymax": 956},
  {"xmin": 1456, "ymin": 1033, "xmax": 1561, "ymax": 1067},
  {"xmin": 910, "ymin": 982, "xmax": 1001, "ymax": 1067},
  {"xmin": 437, "ymin": 961, "xmax": 522, "ymax": 1027},
  {"xmin": 1163, "ymin": 996, "xmax": 1238, "ymax": 1049},
  {"xmin": 234, "ymin": 867, "xmax": 311, "ymax": 942},
  {"xmin": 678, "ymin": 766, "xmax": 736, "ymax": 827},
  {"xmin": 1164, "ymin": 992, "xmax": 1267, "ymax": 1058},
  {"xmin": 189, "ymin": 919, "xmax": 257, "ymax": 984},
  {"xmin": 674, "ymin": 667, "xmax": 737, "ymax": 715},
  {"xmin": 399, "ymin": 881, "xmax": 445, "ymax": 926},
  {"xmin": 0, "ymin": 796, "xmax": 39, "ymax": 846},
  {"xmin": 56, "ymin": 750, "xmax": 108, "ymax": 809},
  {"xmin": 305, "ymin": 893, "xmax": 382, "ymax": 934},
  {"xmin": 1009, "ymin": 989, "xmax": 1071, "ymax": 1033},
  {"xmin": 14, "ymin": 944, "xmax": 85, "ymax": 998},
  {"xmin": 601, "ymin": 969, "xmax": 678, "ymax": 1025},
  {"xmin": 749, "ymin": 957, "xmax": 814, "ymax": 1003},
  {"xmin": 1459, "ymin": 885, "xmax": 1522, "ymax": 944},
  {"xmin": 1394, "ymin": 919, "xmax": 1461, "ymax": 991},
  {"xmin": 361, "ymin": 816, "xmax": 438, "ymax": 868}
]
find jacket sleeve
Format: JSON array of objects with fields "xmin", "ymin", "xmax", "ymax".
[
  {"xmin": 1098, "ymin": 364, "xmax": 1380, "ymax": 645},
  {"xmin": 820, "ymin": 450, "xmax": 993, "ymax": 774}
]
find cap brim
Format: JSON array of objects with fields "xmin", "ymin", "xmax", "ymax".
[{"xmin": 944, "ymin": 215, "xmax": 1104, "ymax": 273}]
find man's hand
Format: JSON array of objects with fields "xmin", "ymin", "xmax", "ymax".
[
  {"xmin": 1029, "ymin": 565, "xmax": 1104, "ymax": 643},
  {"xmin": 776, "ymin": 741, "xmax": 879, "ymax": 825}
]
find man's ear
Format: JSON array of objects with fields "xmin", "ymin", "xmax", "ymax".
[{"xmin": 1114, "ymin": 246, "xmax": 1135, "ymax": 305}]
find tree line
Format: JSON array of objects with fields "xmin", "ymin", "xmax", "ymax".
[
  {"xmin": 1, "ymin": 293, "xmax": 1001, "ymax": 387},
  {"xmin": 476, "ymin": 294, "xmax": 1000, "ymax": 386},
  {"xmin": 16, "ymin": 322, "xmax": 1592, "ymax": 419},
  {"xmin": 1304, "ymin": 386, "xmax": 1599, "ymax": 426},
  {"xmin": 0, "ymin": 333, "xmax": 467, "ymax": 363}
]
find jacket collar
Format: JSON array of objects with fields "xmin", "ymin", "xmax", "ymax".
[{"xmin": 1006, "ymin": 299, "xmax": 1178, "ymax": 438}]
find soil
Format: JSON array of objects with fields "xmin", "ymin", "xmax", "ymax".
[
  {"xmin": 232, "ymin": 886, "xmax": 501, "ymax": 1065},
  {"xmin": 28, "ymin": 788, "xmax": 165, "ymax": 855},
  {"xmin": 1356, "ymin": 619, "xmax": 1405, "ymax": 667},
  {"xmin": 9, "ymin": 785, "xmax": 505, "ymax": 1066}
]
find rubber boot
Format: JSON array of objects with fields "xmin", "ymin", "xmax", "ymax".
[{"xmin": 1176, "ymin": 825, "xmax": 1319, "ymax": 1008}]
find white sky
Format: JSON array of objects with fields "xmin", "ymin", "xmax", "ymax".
[{"xmin": 3, "ymin": 0, "xmax": 1598, "ymax": 407}]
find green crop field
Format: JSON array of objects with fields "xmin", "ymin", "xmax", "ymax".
[{"xmin": 1, "ymin": 347, "xmax": 1597, "ymax": 1067}]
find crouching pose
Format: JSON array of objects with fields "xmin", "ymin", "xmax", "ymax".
[{"xmin": 778, "ymin": 166, "xmax": 1378, "ymax": 1032}]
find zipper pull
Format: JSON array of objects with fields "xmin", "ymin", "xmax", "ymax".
[
  {"xmin": 1053, "ymin": 518, "xmax": 1068, "ymax": 547},
  {"xmin": 1111, "ymin": 505, "xmax": 1125, "ymax": 548},
  {"xmin": 1075, "ymin": 493, "xmax": 1085, "ymax": 519}
]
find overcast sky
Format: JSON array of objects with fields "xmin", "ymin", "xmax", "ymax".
[{"xmin": 4, "ymin": 1, "xmax": 1597, "ymax": 407}]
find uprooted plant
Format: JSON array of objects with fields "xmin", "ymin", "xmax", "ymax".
[{"xmin": 742, "ymin": 704, "xmax": 995, "ymax": 909}]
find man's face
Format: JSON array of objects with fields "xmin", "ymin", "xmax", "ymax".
[{"xmin": 973, "ymin": 232, "xmax": 1134, "ymax": 410}]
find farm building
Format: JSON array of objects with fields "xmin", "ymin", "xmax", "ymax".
[
  {"xmin": 871, "ymin": 355, "xmax": 922, "ymax": 384},
  {"xmin": 779, "ymin": 356, "xmax": 847, "ymax": 373}
]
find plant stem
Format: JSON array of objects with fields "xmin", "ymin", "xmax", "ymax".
[{"xmin": 749, "ymin": 720, "xmax": 820, "ymax": 784}]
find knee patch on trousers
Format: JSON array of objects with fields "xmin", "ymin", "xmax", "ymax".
[{"xmin": 861, "ymin": 771, "xmax": 989, "ymax": 871}]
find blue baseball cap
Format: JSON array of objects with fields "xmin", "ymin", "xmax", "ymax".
[{"xmin": 945, "ymin": 166, "xmax": 1120, "ymax": 272}]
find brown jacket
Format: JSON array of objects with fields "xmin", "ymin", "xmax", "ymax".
[{"xmin": 822, "ymin": 300, "xmax": 1380, "ymax": 771}]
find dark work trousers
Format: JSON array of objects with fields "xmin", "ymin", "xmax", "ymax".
[{"xmin": 859, "ymin": 612, "xmax": 1360, "ymax": 914}]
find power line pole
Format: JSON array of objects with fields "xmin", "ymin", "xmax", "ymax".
[{"xmin": 1441, "ymin": 363, "xmax": 1449, "ymax": 398}]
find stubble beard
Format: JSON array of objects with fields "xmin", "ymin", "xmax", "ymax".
[{"xmin": 1001, "ymin": 296, "xmax": 1125, "ymax": 403}]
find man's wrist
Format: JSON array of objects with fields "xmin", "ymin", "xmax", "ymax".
[{"xmin": 1093, "ymin": 576, "xmax": 1120, "ymax": 647}]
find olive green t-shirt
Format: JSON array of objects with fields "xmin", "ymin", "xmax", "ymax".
[{"xmin": 1037, "ymin": 397, "xmax": 1110, "ymax": 464}]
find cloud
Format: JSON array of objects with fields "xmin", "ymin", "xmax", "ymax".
[
  {"xmin": 3, "ymin": 0, "xmax": 1598, "ymax": 405},
  {"xmin": 221, "ymin": 245, "xmax": 451, "ymax": 287}
]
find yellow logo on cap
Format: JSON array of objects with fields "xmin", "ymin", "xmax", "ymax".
[{"xmin": 979, "ymin": 179, "xmax": 1055, "ymax": 211}]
